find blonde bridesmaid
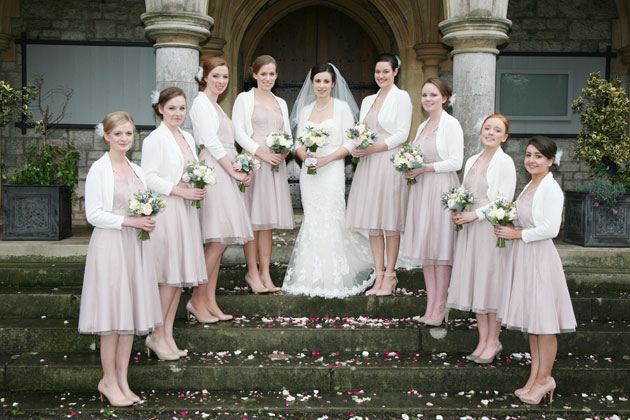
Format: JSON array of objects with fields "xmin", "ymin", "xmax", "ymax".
[
  {"xmin": 80, "ymin": 111, "xmax": 162, "ymax": 406},
  {"xmin": 141, "ymin": 87, "xmax": 208, "ymax": 358},
  {"xmin": 232, "ymin": 55, "xmax": 294, "ymax": 293},
  {"xmin": 446, "ymin": 113, "xmax": 516, "ymax": 363},
  {"xmin": 190, "ymin": 57, "xmax": 255, "ymax": 320},
  {"xmin": 495, "ymin": 136, "xmax": 576, "ymax": 405},
  {"xmin": 401, "ymin": 77, "xmax": 463, "ymax": 327},
  {"xmin": 345, "ymin": 53, "xmax": 412, "ymax": 296}
]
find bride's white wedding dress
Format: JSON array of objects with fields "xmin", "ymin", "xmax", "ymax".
[{"xmin": 283, "ymin": 99, "xmax": 374, "ymax": 298}]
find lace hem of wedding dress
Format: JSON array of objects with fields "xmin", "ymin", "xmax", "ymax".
[{"xmin": 283, "ymin": 270, "xmax": 375, "ymax": 299}]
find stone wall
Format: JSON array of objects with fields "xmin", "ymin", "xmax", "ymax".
[{"xmin": 0, "ymin": 0, "xmax": 148, "ymax": 225}]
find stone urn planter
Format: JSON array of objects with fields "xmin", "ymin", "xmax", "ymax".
[
  {"xmin": 563, "ymin": 191, "xmax": 630, "ymax": 247},
  {"xmin": 2, "ymin": 184, "xmax": 72, "ymax": 241}
]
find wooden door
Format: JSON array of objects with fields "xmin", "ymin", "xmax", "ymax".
[{"xmin": 249, "ymin": 5, "xmax": 379, "ymax": 111}]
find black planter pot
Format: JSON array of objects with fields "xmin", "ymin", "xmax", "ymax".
[
  {"xmin": 2, "ymin": 184, "xmax": 72, "ymax": 241},
  {"xmin": 564, "ymin": 191, "xmax": 630, "ymax": 247}
]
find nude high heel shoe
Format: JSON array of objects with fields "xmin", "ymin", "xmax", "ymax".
[
  {"xmin": 519, "ymin": 377, "xmax": 556, "ymax": 405},
  {"xmin": 186, "ymin": 301, "xmax": 219, "ymax": 324},
  {"xmin": 514, "ymin": 386, "xmax": 531, "ymax": 398},
  {"xmin": 207, "ymin": 308, "xmax": 234, "ymax": 321},
  {"xmin": 98, "ymin": 380, "xmax": 133, "ymax": 407},
  {"xmin": 245, "ymin": 273, "xmax": 269, "ymax": 294},
  {"xmin": 474, "ymin": 342, "xmax": 503, "ymax": 364},
  {"xmin": 422, "ymin": 308, "xmax": 450, "ymax": 327},
  {"xmin": 145, "ymin": 335, "xmax": 179, "ymax": 361},
  {"xmin": 365, "ymin": 272, "xmax": 384, "ymax": 296},
  {"xmin": 374, "ymin": 272, "xmax": 398, "ymax": 296}
]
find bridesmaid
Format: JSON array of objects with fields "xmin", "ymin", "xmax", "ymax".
[
  {"xmin": 80, "ymin": 111, "xmax": 162, "ymax": 406},
  {"xmin": 495, "ymin": 136, "xmax": 576, "ymax": 405},
  {"xmin": 232, "ymin": 55, "xmax": 294, "ymax": 293},
  {"xmin": 141, "ymin": 87, "xmax": 208, "ymax": 358},
  {"xmin": 190, "ymin": 57, "xmax": 255, "ymax": 319},
  {"xmin": 401, "ymin": 77, "xmax": 463, "ymax": 326},
  {"xmin": 345, "ymin": 53, "xmax": 412, "ymax": 296},
  {"xmin": 446, "ymin": 113, "xmax": 516, "ymax": 363}
]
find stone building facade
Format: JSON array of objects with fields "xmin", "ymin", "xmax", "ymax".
[{"xmin": 0, "ymin": 0, "xmax": 628, "ymax": 225}]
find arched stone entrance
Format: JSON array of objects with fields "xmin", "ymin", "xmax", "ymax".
[{"xmin": 240, "ymin": 2, "xmax": 397, "ymax": 108}]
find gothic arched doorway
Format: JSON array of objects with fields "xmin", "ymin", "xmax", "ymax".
[{"xmin": 242, "ymin": 5, "xmax": 382, "ymax": 109}]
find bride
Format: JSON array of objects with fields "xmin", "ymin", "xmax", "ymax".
[{"xmin": 282, "ymin": 63, "xmax": 374, "ymax": 298}]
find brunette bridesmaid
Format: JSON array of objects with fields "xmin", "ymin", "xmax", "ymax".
[
  {"xmin": 345, "ymin": 53, "xmax": 412, "ymax": 296},
  {"xmin": 190, "ymin": 57, "xmax": 255, "ymax": 320},
  {"xmin": 80, "ymin": 111, "xmax": 162, "ymax": 406},
  {"xmin": 401, "ymin": 77, "xmax": 463, "ymax": 326},
  {"xmin": 446, "ymin": 113, "xmax": 516, "ymax": 363},
  {"xmin": 232, "ymin": 55, "xmax": 294, "ymax": 293},
  {"xmin": 495, "ymin": 136, "xmax": 576, "ymax": 405},
  {"xmin": 141, "ymin": 87, "xmax": 208, "ymax": 358}
]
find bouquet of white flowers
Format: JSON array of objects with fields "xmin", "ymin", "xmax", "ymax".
[
  {"xmin": 128, "ymin": 190, "xmax": 166, "ymax": 240},
  {"xmin": 297, "ymin": 126, "xmax": 328, "ymax": 153},
  {"xmin": 232, "ymin": 153, "xmax": 260, "ymax": 192},
  {"xmin": 390, "ymin": 144, "xmax": 425, "ymax": 185},
  {"xmin": 346, "ymin": 122, "xmax": 376, "ymax": 164},
  {"xmin": 484, "ymin": 199, "xmax": 517, "ymax": 247},
  {"xmin": 182, "ymin": 161, "xmax": 216, "ymax": 208},
  {"xmin": 441, "ymin": 187, "xmax": 475, "ymax": 231},
  {"xmin": 265, "ymin": 131, "xmax": 293, "ymax": 172}
]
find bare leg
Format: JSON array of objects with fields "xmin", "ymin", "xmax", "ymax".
[
  {"xmin": 530, "ymin": 334, "xmax": 557, "ymax": 389},
  {"xmin": 190, "ymin": 283, "xmax": 214, "ymax": 320},
  {"xmin": 242, "ymin": 237, "xmax": 267, "ymax": 292},
  {"xmin": 430, "ymin": 265, "xmax": 452, "ymax": 320},
  {"xmin": 380, "ymin": 234, "xmax": 401, "ymax": 292},
  {"xmin": 256, "ymin": 230, "xmax": 277, "ymax": 289},
  {"xmin": 99, "ymin": 335, "xmax": 129, "ymax": 404},
  {"xmin": 369, "ymin": 234, "xmax": 385, "ymax": 292},
  {"xmin": 115, "ymin": 334, "xmax": 137, "ymax": 400},
  {"xmin": 523, "ymin": 334, "xmax": 540, "ymax": 391},
  {"xmin": 164, "ymin": 287, "xmax": 182, "ymax": 353},
  {"xmin": 472, "ymin": 313, "xmax": 489, "ymax": 357},
  {"xmin": 205, "ymin": 243, "xmax": 230, "ymax": 316},
  {"xmin": 477, "ymin": 312, "xmax": 501, "ymax": 360},
  {"xmin": 149, "ymin": 285, "xmax": 178, "ymax": 355},
  {"xmin": 422, "ymin": 265, "xmax": 436, "ymax": 319}
]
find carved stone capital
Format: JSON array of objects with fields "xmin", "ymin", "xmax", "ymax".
[
  {"xmin": 413, "ymin": 42, "xmax": 449, "ymax": 71},
  {"xmin": 438, "ymin": 17, "xmax": 511, "ymax": 56},
  {"xmin": 141, "ymin": 3, "xmax": 213, "ymax": 50},
  {"xmin": 200, "ymin": 37, "xmax": 227, "ymax": 59}
]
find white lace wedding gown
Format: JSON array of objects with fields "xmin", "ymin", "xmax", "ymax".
[{"xmin": 283, "ymin": 108, "xmax": 374, "ymax": 298}]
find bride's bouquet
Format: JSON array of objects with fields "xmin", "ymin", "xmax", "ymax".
[
  {"xmin": 391, "ymin": 144, "xmax": 425, "ymax": 185},
  {"xmin": 346, "ymin": 122, "xmax": 376, "ymax": 164},
  {"xmin": 298, "ymin": 126, "xmax": 329, "ymax": 175},
  {"xmin": 265, "ymin": 131, "xmax": 293, "ymax": 172},
  {"xmin": 182, "ymin": 161, "xmax": 216, "ymax": 208},
  {"xmin": 441, "ymin": 187, "xmax": 475, "ymax": 231},
  {"xmin": 297, "ymin": 126, "xmax": 328, "ymax": 153},
  {"xmin": 232, "ymin": 153, "xmax": 260, "ymax": 192},
  {"xmin": 484, "ymin": 199, "xmax": 517, "ymax": 247},
  {"xmin": 128, "ymin": 190, "xmax": 166, "ymax": 240}
]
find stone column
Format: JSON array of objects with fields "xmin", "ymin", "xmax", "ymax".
[
  {"xmin": 438, "ymin": 0, "xmax": 511, "ymax": 164},
  {"xmin": 141, "ymin": 0, "xmax": 213, "ymax": 128}
]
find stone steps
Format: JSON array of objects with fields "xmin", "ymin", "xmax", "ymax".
[
  {"xmin": 1, "ymin": 317, "xmax": 628, "ymax": 357},
  {"xmin": 1, "ymin": 352, "xmax": 628, "ymax": 394},
  {"xmin": 2, "ymin": 390, "xmax": 629, "ymax": 419},
  {"xmin": 1, "ymin": 287, "xmax": 628, "ymax": 322}
]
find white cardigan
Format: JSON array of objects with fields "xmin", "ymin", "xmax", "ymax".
[
  {"xmin": 359, "ymin": 84, "xmax": 412, "ymax": 149},
  {"xmin": 296, "ymin": 98, "xmax": 354, "ymax": 153},
  {"xmin": 140, "ymin": 122, "xmax": 199, "ymax": 196},
  {"xmin": 519, "ymin": 172, "xmax": 564, "ymax": 243},
  {"xmin": 190, "ymin": 92, "xmax": 258, "ymax": 160},
  {"xmin": 85, "ymin": 153, "xmax": 147, "ymax": 230},
  {"xmin": 413, "ymin": 111, "xmax": 463, "ymax": 173},
  {"xmin": 232, "ymin": 88, "xmax": 292, "ymax": 150},
  {"xmin": 462, "ymin": 147, "xmax": 516, "ymax": 220}
]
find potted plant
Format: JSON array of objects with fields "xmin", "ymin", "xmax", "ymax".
[
  {"xmin": 565, "ymin": 72, "xmax": 630, "ymax": 247},
  {"xmin": 1, "ymin": 77, "xmax": 79, "ymax": 241}
]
